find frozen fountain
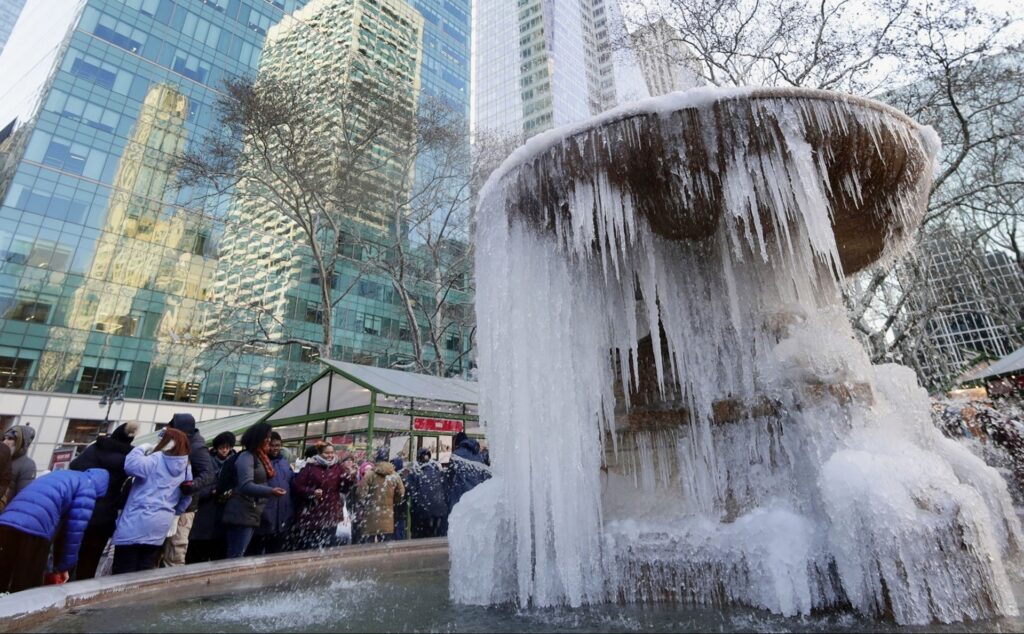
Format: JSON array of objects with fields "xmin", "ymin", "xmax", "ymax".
[{"xmin": 451, "ymin": 87, "xmax": 1024, "ymax": 625}]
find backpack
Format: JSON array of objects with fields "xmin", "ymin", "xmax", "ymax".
[{"xmin": 216, "ymin": 452, "xmax": 240, "ymax": 502}]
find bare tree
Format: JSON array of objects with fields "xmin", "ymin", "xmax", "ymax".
[
  {"xmin": 367, "ymin": 96, "xmax": 476, "ymax": 377},
  {"xmin": 622, "ymin": 0, "xmax": 1024, "ymax": 388},
  {"xmin": 178, "ymin": 67, "xmax": 475, "ymax": 378}
]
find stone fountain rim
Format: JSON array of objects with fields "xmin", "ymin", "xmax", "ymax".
[
  {"xmin": 0, "ymin": 537, "xmax": 449, "ymax": 633},
  {"xmin": 479, "ymin": 85, "xmax": 928, "ymax": 206}
]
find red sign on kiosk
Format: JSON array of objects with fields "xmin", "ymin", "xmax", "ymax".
[{"xmin": 412, "ymin": 417, "xmax": 463, "ymax": 433}]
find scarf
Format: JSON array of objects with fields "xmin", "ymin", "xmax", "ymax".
[
  {"xmin": 314, "ymin": 454, "xmax": 338, "ymax": 468},
  {"xmin": 255, "ymin": 447, "xmax": 276, "ymax": 479}
]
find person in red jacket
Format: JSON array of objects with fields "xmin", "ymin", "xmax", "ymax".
[{"xmin": 291, "ymin": 443, "xmax": 356, "ymax": 550}]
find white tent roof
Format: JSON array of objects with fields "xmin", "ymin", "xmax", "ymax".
[
  {"xmin": 134, "ymin": 409, "xmax": 269, "ymax": 446},
  {"xmin": 962, "ymin": 345, "xmax": 1024, "ymax": 382},
  {"xmin": 320, "ymin": 359, "xmax": 478, "ymax": 404}
]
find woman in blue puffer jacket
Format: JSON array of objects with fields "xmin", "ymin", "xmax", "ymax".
[
  {"xmin": 0, "ymin": 467, "xmax": 109, "ymax": 592},
  {"xmin": 111, "ymin": 428, "xmax": 192, "ymax": 574}
]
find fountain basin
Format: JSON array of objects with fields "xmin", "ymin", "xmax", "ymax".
[
  {"xmin": 490, "ymin": 87, "xmax": 935, "ymax": 274},
  {"xmin": 0, "ymin": 539, "xmax": 446, "ymax": 633},
  {"xmin": 6, "ymin": 538, "xmax": 1024, "ymax": 633}
]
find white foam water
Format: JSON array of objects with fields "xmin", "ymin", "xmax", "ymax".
[{"xmin": 451, "ymin": 88, "xmax": 1023, "ymax": 624}]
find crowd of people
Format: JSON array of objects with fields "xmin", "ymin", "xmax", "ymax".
[{"xmin": 0, "ymin": 415, "xmax": 491, "ymax": 594}]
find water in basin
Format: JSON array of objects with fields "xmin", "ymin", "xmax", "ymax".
[{"xmin": 29, "ymin": 569, "xmax": 1024, "ymax": 633}]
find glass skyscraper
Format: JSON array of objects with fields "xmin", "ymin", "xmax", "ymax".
[
  {"xmin": 472, "ymin": 0, "xmax": 646, "ymax": 140},
  {"xmin": 0, "ymin": 0, "xmax": 471, "ymax": 466},
  {"xmin": 0, "ymin": 0, "xmax": 26, "ymax": 56}
]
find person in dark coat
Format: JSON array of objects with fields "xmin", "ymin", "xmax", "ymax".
[
  {"xmin": 391, "ymin": 457, "xmax": 408, "ymax": 540},
  {"xmin": 222, "ymin": 423, "xmax": 286, "ymax": 558},
  {"xmin": 2, "ymin": 426, "xmax": 37, "ymax": 507},
  {"xmin": 0, "ymin": 441, "xmax": 11, "ymax": 514},
  {"xmin": 0, "ymin": 468, "xmax": 109, "ymax": 592},
  {"xmin": 292, "ymin": 442, "xmax": 356, "ymax": 550},
  {"xmin": 163, "ymin": 413, "xmax": 215, "ymax": 566},
  {"xmin": 186, "ymin": 431, "xmax": 236, "ymax": 563},
  {"xmin": 446, "ymin": 432, "xmax": 492, "ymax": 512},
  {"xmin": 248, "ymin": 432, "xmax": 295, "ymax": 555},
  {"xmin": 408, "ymin": 448, "xmax": 448, "ymax": 538},
  {"xmin": 68, "ymin": 422, "xmax": 138, "ymax": 579}
]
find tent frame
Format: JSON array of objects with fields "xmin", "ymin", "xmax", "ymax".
[{"xmin": 258, "ymin": 362, "xmax": 480, "ymax": 458}]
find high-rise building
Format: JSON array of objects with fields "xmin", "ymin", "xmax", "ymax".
[
  {"xmin": 0, "ymin": 0, "xmax": 27, "ymax": 56},
  {"xmin": 207, "ymin": 0, "xmax": 472, "ymax": 401},
  {"xmin": 472, "ymin": 0, "xmax": 647, "ymax": 140},
  {"xmin": 629, "ymin": 18, "xmax": 703, "ymax": 97},
  {"xmin": 0, "ymin": 0, "xmax": 471, "ymax": 471},
  {"xmin": 908, "ymin": 234, "xmax": 1024, "ymax": 388}
]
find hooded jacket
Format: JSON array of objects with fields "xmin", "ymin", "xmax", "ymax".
[
  {"xmin": 447, "ymin": 438, "xmax": 491, "ymax": 511},
  {"xmin": 355, "ymin": 461, "xmax": 406, "ymax": 536},
  {"xmin": 292, "ymin": 457, "xmax": 355, "ymax": 531},
  {"xmin": 5, "ymin": 426, "xmax": 37, "ymax": 502},
  {"xmin": 0, "ymin": 468, "xmax": 109, "ymax": 572},
  {"xmin": 407, "ymin": 459, "xmax": 448, "ymax": 518},
  {"xmin": 112, "ymin": 445, "xmax": 192, "ymax": 546},
  {"xmin": 68, "ymin": 423, "xmax": 136, "ymax": 529},
  {"xmin": 168, "ymin": 414, "xmax": 215, "ymax": 511}
]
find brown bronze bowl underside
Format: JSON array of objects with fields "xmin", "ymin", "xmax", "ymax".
[{"xmin": 496, "ymin": 88, "xmax": 931, "ymax": 275}]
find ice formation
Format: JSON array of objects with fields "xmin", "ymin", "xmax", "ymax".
[{"xmin": 450, "ymin": 87, "xmax": 1024, "ymax": 625}]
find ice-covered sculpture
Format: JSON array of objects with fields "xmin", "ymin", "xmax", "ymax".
[{"xmin": 450, "ymin": 87, "xmax": 1022, "ymax": 624}]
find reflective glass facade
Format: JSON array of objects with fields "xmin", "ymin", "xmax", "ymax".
[
  {"xmin": 0, "ymin": 0, "xmax": 472, "ymax": 409},
  {"xmin": 0, "ymin": 0, "xmax": 26, "ymax": 56},
  {"xmin": 473, "ymin": 0, "xmax": 611, "ymax": 139},
  {"xmin": 472, "ymin": 0, "xmax": 646, "ymax": 139}
]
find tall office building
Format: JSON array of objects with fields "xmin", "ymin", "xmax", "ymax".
[
  {"xmin": 0, "ymin": 0, "xmax": 471, "ymax": 469},
  {"xmin": 472, "ymin": 0, "xmax": 647, "ymax": 140},
  {"xmin": 0, "ymin": 0, "xmax": 26, "ymax": 56},
  {"xmin": 207, "ymin": 0, "xmax": 473, "ymax": 402},
  {"xmin": 629, "ymin": 18, "xmax": 703, "ymax": 97},
  {"xmin": 908, "ymin": 234, "xmax": 1024, "ymax": 388}
]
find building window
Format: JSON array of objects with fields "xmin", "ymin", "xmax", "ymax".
[
  {"xmin": 0, "ymin": 356, "xmax": 32, "ymax": 389},
  {"xmin": 445, "ymin": 333, "xmax": 461, "ymax": 351},
  {"xmin": 77, "ymin": 367, "xmax": 126, "ymax": 396},
  {"xmin": 304, "ymin": 302, "xmax": 324, "ymax": 324},
  {"xmin": 63, "ymin": 419, "xmax": 106, "ymax": 446},
  {"xmin": 4, "ymin": 300, "xmax": 51, "ymax": 324},
  {"xmin": 162, "ymin": 380, "xmax": 201, "ymax": 402},
  {"xmin": 362, "ymin": 314, "xmax": 382, "ymax": 336}
]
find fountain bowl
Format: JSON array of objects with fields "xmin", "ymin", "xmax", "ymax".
[{"xmin": 489, "ymin": 87, "xmax": 935, "ymax": 274}]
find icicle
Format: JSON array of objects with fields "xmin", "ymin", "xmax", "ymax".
[{"xmin": 452, "ymin": 87, "xmax": 1020, "ymax": 626}]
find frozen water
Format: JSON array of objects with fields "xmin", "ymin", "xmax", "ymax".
[{"xmin": 453, "ymin": 87, "xmax": 1023, "ymax": 624}]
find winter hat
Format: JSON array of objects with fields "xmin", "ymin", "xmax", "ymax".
[
  {"xmin": 391, "ymin": 457, "xmax": 404, "ymax": 472},
  {"xmin": 168, "ymin": 413, "xmax": 197, "ymax": 437},
  {"xmin": 212, "ymin": 431, "xmax": 236, "ymax": 449},
  {"xmin": 374, "ymin": 446, "xmax": 389, "ymax": 462}
]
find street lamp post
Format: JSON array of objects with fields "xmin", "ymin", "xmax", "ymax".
[{"xmin": 98, "ymin": 380, "xmax": 126, "ymax": 431}]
